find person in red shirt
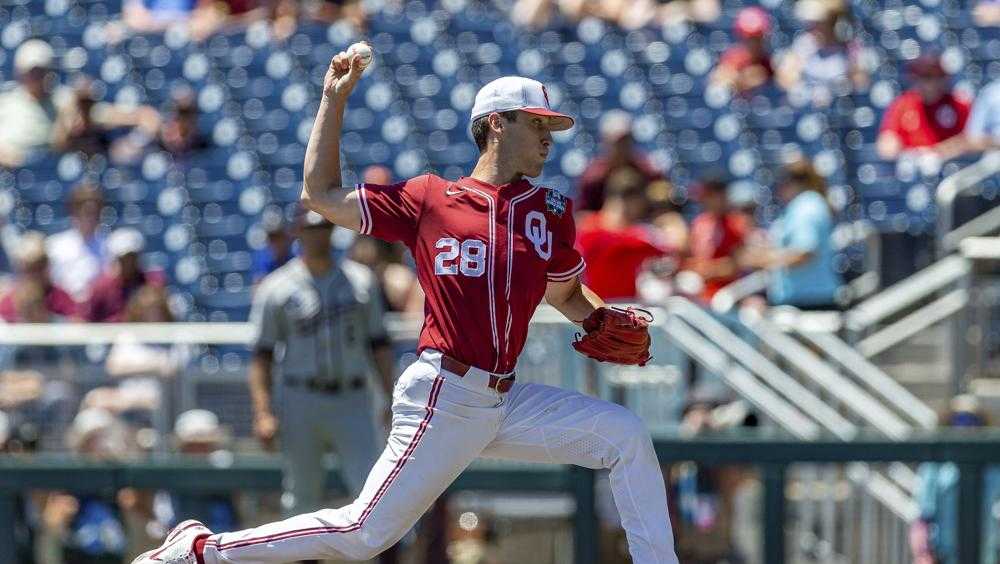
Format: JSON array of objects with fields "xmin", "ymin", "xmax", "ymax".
[
  {"xmin": 710, "ymin": 6, "xmax": 774, "ymax": 95},
  {"xmin": 575, "ymin": 110, "xmax": 664, "ymax": 212},
  {"xmin": 877, "ymin": 54, "xmax": 972, "ymax": 160},
  {"xmin": 0, "ymin": 232, "xmax": 76, "ymax": 322},
  {"xmin": 136, "ymin": 50, "xmax": 678, "ymax": 564},
  {"xmin": 83, "ymin": 228, "xmax": 165, "ymax": 322},
  {"xmin": 684, "ymin": 177, "xmax": 748, "ymax": 302},
  {"xmin": 577, "ymin": 167, "xmax": 671, "ymax": 301}
]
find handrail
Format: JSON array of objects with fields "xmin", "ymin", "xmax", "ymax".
[
  {"xmin": 846, "ymin": 255, "xmax": 969, "ymax": 331},
  {"xmin": 797, "ymin": 331, "xmax": 938, "ymax": 430},
  {"xmin": 941, "ymin": 205, "xmax": 1000, "ymax": 252},
  {"xmin": 857, "ymin": 288, "xmax": 969, "ymax": 358},
  {"xmin": 663, "ymin": 316, "xmax": 821, "ymax": 438},
  {"xmin": 936, "ymin": 150, "xmax": 1000, "ymax": 256},
  {"xmin": 711, "ymin": 270, "xmax": 770, "ymax": 312},
  {"xmin": 748, "ymin": 318, "xmax": 912, "ymax": 439},
  {"xmin": 0, "ymin": 322, "xmax": 256, "ymax": 345},
  {"xmin": 847, "ymin": 464, "xmax": 921, "ymax": 522},
  {"xmin": 667, "ymin": 297, "xmax": 856, "ymax": 439}
]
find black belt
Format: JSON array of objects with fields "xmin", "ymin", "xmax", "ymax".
[{"xmin": 288, "ymin": 377, "xmax": 366, "ymax": 395}]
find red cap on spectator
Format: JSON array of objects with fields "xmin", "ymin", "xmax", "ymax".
[
  {"xmin": 735, "ymin": 7, "xmax": 772, "ymax": 39},
  {"xmin": 907, "ymin": 54, "xmax": 947, "ymax": 78}
]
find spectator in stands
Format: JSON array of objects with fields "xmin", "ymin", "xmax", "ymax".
[
  {"xmin": 350, "ymin": 237, "xmax": 422, "ymax": 315},
  {"xmin": 739, "ymin": 158, "xmax": 842, "ymax": 309},
  {"xmin": 0, "ymin": 232, "xmax": 76, "ymax": 323},
  {"xmin": 0, "ymin": 373, "xmax": 46, "ymax": 442},
  {"xmin": 1, "ymin": 409, "xmax": 44, "ymax": 564},
  {"xmin": 105, "ymin": 285, "xmax": 190, "ymax": 378},
  {"xmin": 776, "ymin": 0, "xmax": 870, "ymax": 107},
  {"xmin": 576, "ymin": 110, "xmax": 663, "ymax": 212},
  {"xmin": 40, "ymin": 408, "xmax": 132, "ymax": 564},
  {"xmin": 975, "ymin": 0, "xmax": 1000, "ymax": 26},
  {"xmin": 157, "ymin": 85, "xmax": 211, "ymax": 158},
  {"xmin": 877, "ymin": 54, "xmax": 971, "ymax": 161},
  {"xmin": 672, "ymin": 397, "xmax": 760, "ymax": 564},
  {"xmin": 251, "ymin": 215, "xmax": 294, "ymax": 284},
  {"xmin": 576, "ymin": 167, "xmax": 672, "ymax": 302},
  {"xmin": 167, "ymin": 410, "xmax": 240, "ymax": 532},
  {"xmin": 349, "ymin": 165, "xmax": 423, "ymax": 315},
  {"xmin": 0, "ymin": 410, "xmax": 8, "ymax": 450},
  {"xmin": 189, "ymin": 0, "xmax": 267, "ymax": 42},
  {"xmin": 615, "ymin": 0, "xmax": 720, "ymax": 29},
  {"xmin": 51, "ymin": 75, "xmax": 162, "ymax": 163},
  {"xmin": 510, "ymin": 0, "xmax": 608, "ymax": 30},
  {"xmin": 46, "ymin": 182, "xmax": 108, "ymax": 302},
  {"xmin": 120, "ymin": 0, "xmax": 198, "ymax": 34},
  {"xmin": 927, "ymin": 79, "xmax": 1000, "ymax": 161},
  {"xmin": 683, "ymin": 177, "xmax": 748, "ymax": 303},
  {"xmin": 312, "ymin": 0, "xmax": 368, "ymax": 32},
  {"xmin": 0, "ymin": 40, "xmax": 58, "ymax": 168},
  {"xmin": 710, "ymin": 7, "xmax": 774, "ymax": 96},
  {"xmin": 911, "ymin": 394, "xmax": 1000, "ymax": 564},
  {"xmin": 83, "ymin": 228, "xmax": 165, "ymax": 322}
]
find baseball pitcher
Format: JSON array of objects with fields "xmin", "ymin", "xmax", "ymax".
[{"xmin": 136, "ymin": 45, "xmax": 678, "ymax": 564}]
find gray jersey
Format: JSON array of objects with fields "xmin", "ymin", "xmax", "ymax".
[{"xmin": 250, "ymin": 257, "xmax": 388, "ymax": 384}]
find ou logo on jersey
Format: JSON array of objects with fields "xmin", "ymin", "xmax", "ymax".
[{"xmin": 525, "ymin": 211, "xmax": 552, "ymax": 260}]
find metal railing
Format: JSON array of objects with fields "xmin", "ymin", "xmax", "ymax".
[
  {"xmin": 794, "ymin": 330, "xmax": 938, "ymax": 430},
  {"xmin": 936, "ymin": 150, "xmax": 1000, "ymax": 256},
  {"xmin": 665, "ymin": 297, "xmax": 918, "ymax": 563},
  {"xmin": 5, "ymin": 432, "xmax": 1000, "ymax": 564}
]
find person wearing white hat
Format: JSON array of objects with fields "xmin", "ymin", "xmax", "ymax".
[
  {"xmin": 0, "ymin": 39, "xmax": 59, "ymax": 167},
  {"xmin": 83, "ymin": 227, "xmax": 166, "ymax": 322},
  {"xmin": 137, "ymin": 46, "xmax": 677, "ymax": 564}
]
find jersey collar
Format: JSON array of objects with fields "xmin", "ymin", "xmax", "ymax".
[{"xmin": 457, "ymin": 176, "xmax": 533, "ymax": 196}]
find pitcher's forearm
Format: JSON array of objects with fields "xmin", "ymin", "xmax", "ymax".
[{"xmin": 303, "ymin": 95, "xmax": 347, "ymax": 201}]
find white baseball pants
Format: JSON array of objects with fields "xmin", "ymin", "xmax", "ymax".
[{"xmin": 203, "ymin": 349, "xmax": 678, "ymax": 564}]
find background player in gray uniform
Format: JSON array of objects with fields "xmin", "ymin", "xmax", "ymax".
[{"xmin": 247, "ymin": 208, "xmax": 395, "ymax": 519}]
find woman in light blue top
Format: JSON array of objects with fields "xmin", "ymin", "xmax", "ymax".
[{"xmin": 741, "ymin": 158, "xmax": 842, "ymax": 309}]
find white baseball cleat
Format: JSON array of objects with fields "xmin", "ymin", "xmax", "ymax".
[{"xmin": 131, "ymin": 519, "xmax": 213, "ymax": 564}]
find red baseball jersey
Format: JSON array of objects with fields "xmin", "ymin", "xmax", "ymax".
[
  {"xmin": 879, "ymin": 90, "xmax": 971, "ymax": 149},
  {"xmin": 357, "ymin": 174, "xmax": 585, "ymax": 373}
]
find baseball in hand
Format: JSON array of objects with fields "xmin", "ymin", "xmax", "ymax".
[{"xmin": 347, "ymin": 42, "xmax": 373, "ymax": 69}]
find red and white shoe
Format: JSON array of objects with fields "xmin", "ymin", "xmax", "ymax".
[{"xmin": 131, "ymin": 519, "xmax": 212, "ymax": 564}]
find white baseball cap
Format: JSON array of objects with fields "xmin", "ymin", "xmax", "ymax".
[
  {"xmin": 175, "ymin": 409, "xmax": 226, "ymax": 445},
  {"xmin": 106, "ymin": 227, "xmax": 145, "ymax": 258},
  {"xmin": 14, "ymin": 39, "xmax": 54, "ymax": 75},
  {"xmin": 470, "ymin": 76, "xmax": 574, "ymax": 131}
]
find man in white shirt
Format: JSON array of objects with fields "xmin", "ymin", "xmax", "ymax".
[
  {"xmin": 46, "ymin": 182, "xmax": 107, "ymax": 302},
  {"xmin": 0, "ymin": 39, "xmax": 60, "ymax": 167}
]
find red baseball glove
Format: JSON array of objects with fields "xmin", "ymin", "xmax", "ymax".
[{"xmin": 572, "ymin": 307, "xmax": 653, "ymax": 366}]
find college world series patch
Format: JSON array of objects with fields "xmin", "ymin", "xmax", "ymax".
[{"xmin": 545, "ymin": 189, "xmax": 566, "ymax": 217}]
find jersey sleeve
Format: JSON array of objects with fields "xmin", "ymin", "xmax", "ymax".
[
  {"xmin": 249, "ymin": 284, "xmax": 283, "ymax": 352},
  {"xmin": 355, "ymin": 175, "xmax": 428, "ymax": 245},
  {"xmin": 546, "ymin": 202, "xmax": 586, "ymax": 282}
]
